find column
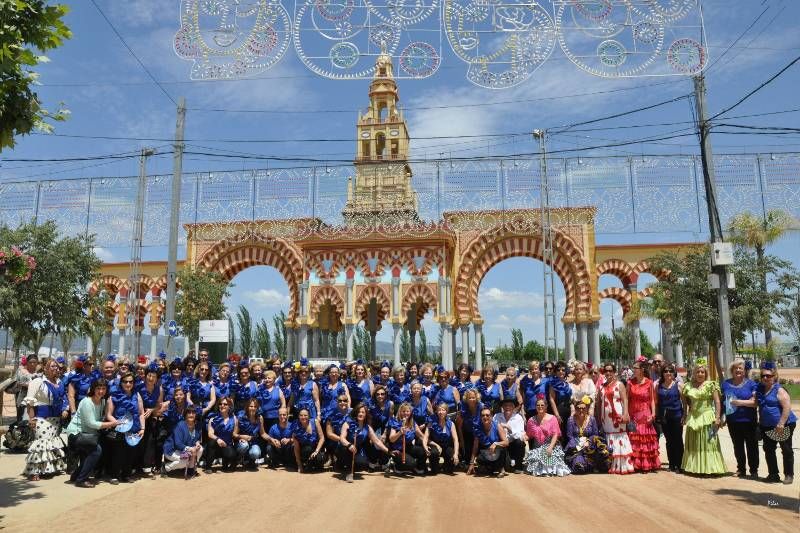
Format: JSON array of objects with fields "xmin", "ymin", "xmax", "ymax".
[
  {"xmin": 321, "ymin": 328, "xmax": 329, "ymax": 358},
  {"xmin": 451, "ymin": 328, "xmax": 457, "ymax": 366},
  {"xmin": 370, "ymin": 330, "xmax": 377, "ymax": 360},
  {"xmin": 474, "ymin": 323, "xmax": 483, "ymax": 371},
  {"xmin": 330, "ymin": 331, "xmax": 338, "ymax": 359},
  {"xmin": 662, "ymin": 320, "xmax": 674, "ymax": 361},
  {"xmin": 298, "ymin": 325, "xmax": 309, "ymax": 361},
  {"xmin": 118, "ymin": 329, "xmax": 126, "ymax": 357},
  {"xmin": 392, "ymin": 323, "xmax": 402, "ymax": 367},
  {"xmin": 460, "ymin": 324, "xmax": 470, "ymax": 366},
  {"xmin": 576, "ymin": 323, "xmax": 588, "ymax": 362},
  {"xmin": 345, "ymin": 324, "xmax": 354, "ymax": 361},
  {"xmin": 407, "ymin": 304, "xmax": 418, "ymax": 363},
  {"xmin": 563, "ymin": 323, "xmax": 574, "ymax": 361},
  {"xmin": 409, "ymin": 330, "xmax": 417, "ymax": 363},
  {"xmin": 441, "ymin": 323, "xmax": 453, "ymax": 370},
  {"xmin": 134, "ymin": 330, "xmax": 142, "ymax": 357},
  {"xmin": 591, "ymin": 322, "xmax": 601, "ymax": 367},
  {"xmin": 631, "ymin": 321, "xmax": 642, "ymax": 359},
  {"xmin": 103, "ymin": 329, "xmax": 112, "ymax": 356},
  {"xmin": 150, "ymin": 328, "xmax": 158, "ymax": 359},
  {"xmin": 286, "ymin": 327, "xmax": 295, "ymax": 359},
  {"xmin": 674, "ymin": 341, "xmax": 684, "ymax": 369},
  {"xmin": 184, "ymin": 338, "xmax": 191, "ymax": 357}
]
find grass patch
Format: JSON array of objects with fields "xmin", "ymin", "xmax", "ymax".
[{"xmin": 783, "ymin": 382, "xmax": 800, "ymax": 401}]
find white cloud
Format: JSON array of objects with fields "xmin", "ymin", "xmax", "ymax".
[
  {"xmin": 479, "ymin": 287, "xmax": 545, "ymax": 309},
  {"xmin": 93, "ymin": 247, "xmax": 115, "ymax": 262},
  {"xmin": 488, "ymin": 312, "xmax": 543, "ymax": 330},
  {"xmin": 243, "ymin": 288, "xmax": 289, "ymax": 307}
]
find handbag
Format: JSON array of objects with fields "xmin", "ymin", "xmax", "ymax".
[{"xmin": 75, "ymin": 432, "xmax": 99, "ymax": 449}]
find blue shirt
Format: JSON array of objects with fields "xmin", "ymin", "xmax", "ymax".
[
  {"xmin": 475, "ymin": 421, "xmax": 500, "ymax": 449},
  {"xmin": 429, "ymin": 418, "xmax": 454, "ymax": 446},
  {"xmin": 520, "ymin": 375, "xmax": 546, "ymax": 412},
  {"xmin": 111, "ymin": 390, "xmax": 141, "ymax": 432},
  {"xmin": 411, "ymin": 396, "xmax": 431, "ymax": 426},
  {"xmin": 209, "ymin": 414, "xmax": 235, "ymax": 445},
  {"xmin": 268, "ymin": 423, "xmax": 293, "ymax": 447},
  {"xmin": 757, "ymin": 383, "xmax": 797, "ymax": 427},
  {"xmin": 257, "ymin": 385, "xmax": 283, "ymax": 419},
  {"xmin": 722, "ymin": 378, "xmax": 758, "ymax": 424},
  {"xmin": 433, "ymin": 385, "xmax": 458, "ymax": 411},
  {"xmin": 292, "ymin": 420, "xmax": 319, "ymax": 446},
  {"xmin": 236, "ymin": 410, "xmax": 262, "ymax": 438},
  {"xmin": 656, "ymin": 381, "xmax": 683, "ymax": 420},
  {"xmin": 164, "ymin": 420, "xmax": 201, "ymax": 456}
]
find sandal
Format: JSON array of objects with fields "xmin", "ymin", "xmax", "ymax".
[{"xmin": 29, "ymin": 475, "xmax": 40, "ymax": 482}]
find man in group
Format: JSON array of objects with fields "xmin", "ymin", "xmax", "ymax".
[{"xmin": 494, "ymin": 397, "xmax": 526, "ymax": 473}]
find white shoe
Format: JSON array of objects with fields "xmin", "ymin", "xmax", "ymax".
[{"xmin": 345, "ymin": 473, "xmax": 354, "ymax": 483}]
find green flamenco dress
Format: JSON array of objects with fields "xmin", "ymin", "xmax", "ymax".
[{"xmin": 681, "ymin": 380, "xmax": 727, "ymax": 475}]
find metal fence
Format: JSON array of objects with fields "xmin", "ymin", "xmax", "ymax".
[{"xmin": 1, "ymin": 153, "xmax": 798, "ymax": 256}]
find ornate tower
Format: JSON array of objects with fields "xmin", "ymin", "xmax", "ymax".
[{"xmin": 342, "ymin": 50, "xmax": 418, "ymax": 224}]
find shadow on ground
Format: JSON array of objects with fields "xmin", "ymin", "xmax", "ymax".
[
  {"xmin": 0, "ymin": 476, "xmax": 45, "ymax": 509},
  {"xmin": 713, "ymin": 487, "xmax": 799, "ymax": 513}
]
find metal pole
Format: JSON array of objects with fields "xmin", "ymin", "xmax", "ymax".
[
  {"xmin": 165, "ymin": 97, "xmax": 186, "ymax": 357},
  {"xmin": 693, "ymin": 75, "xmax": 734, "ymax": 373},
  {"xmin": 534, "ymin": 130, "xmax": 559, "ymax": 361},
  {"xmin": 129, "ymin": 148, "xmax": 153, "ymax": 359}
]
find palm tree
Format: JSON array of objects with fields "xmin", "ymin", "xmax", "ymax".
[
  {"xmin": 236, "ymin": 305, "xmax": 253, "ymax": 358},
  {"xmin": 727, "ymin": 210, "xmax": 794, "ymax": 345}
]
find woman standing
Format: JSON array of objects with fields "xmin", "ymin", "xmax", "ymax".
[
  {"xmin": 369, "ymin": 385, "xmax": 394, "ymax": 438},
  {"xmin": 320, "ymin": 365, "xmax": 349, "ymax": 423},
  {"xmin": 756, "ymin": 362, "xmax": 796, "ymax": 484},
  {"xmin": 477, "ymin": 366, "xmax": 503, "ymax": 411},
  {"xmin": 348, "ymin": 363, "xmax": 374, "ymax": 407},
  {"xmin": 467, "ymin": 406, "xmax": 509, "ymax": 477},
  {"xmin": 433, "ymin": 371, "xmax": 460, "ymax": 419},
  {"xmin": 292, "ymin": 407, "xmax": 325, "ymax": 473},
  {"xmin": 204, "ymin": 397, "xmax": 237, "ymax": 472},
  {"xmin": 428, "ymin": 403, "xmax": 460, "ymax": 474},
  {"xmin": 500, "ymin": 366, "xmax": 523, "ymax": 410},
  {"xmin": 15, "ymin": 354, "xmax": 38, "ymax": 422},
  {"xmin": 190, "ymin": 362, "xmax": 217, "ymax": 421},
  {"xmin": 213, "ymin": 363, "xmax": 234, "ymax": 401},
  {"xmin": 565, "ymin": 395, "xmax": 609, "ymax": 474},
  {"xmin": 570, "ymin": 362, "xmax": 596, "ymax": 408},
  {"xmin": 418, "ymin": 364, "xmax": 437, "ymax": 400},
  {"xmin": 65, "ymin": 379, "xmax": 121, "ymax": 488},
  {"xmin": 548, "ymin": 362, "xmax": 573, "ymax": 438},
  {"xmin": 390, "ymin": 366, "xmax": 411, "ymax": 405},
  {"xmin": 67, "ymin": 356, "xmax": 96, "ymax": 415},
  {"xmin": 520, "ymin": 361, "xmax": 547, "ymax": 418},
  {"xmin": 597, "ymin": 363, "xmax": 635, "ymax": 475},
  {"xmin": 292, "ymin": 364, "xmax": 321, "ymax": 421},
  {"xmin": 162, "ymin": 408, "xmax": 203, "ymax": 478},
  {"xmin": 406, "ymin": 362, "xmax": 420, "ymax": 384},
  {"xmin": 233, "ymin": 398, "xmax": 265, "ymax": 469},
  {"xmin": 338, "ymin": 403, "xmax": 391, "ymax": 482},
  {"xmin": 627, "ymin": 360, "xmax": 659, "ymax": 472},
  {"xmin": 23, "ymin": 358, "xmax": 69, "ymax": 481},
  {"xmin": 136, "ymin": 364, "xmax": 163, "ymax": 477},
  {"xmin": 257, "ymin": 370, "xmax": 286, "ymax": 432},
  {"xmin": 722, "ymin": 359, "xmax": 759, "ymax": 478},
  {"xmin": 277, "ymin": 364, "xmax": 295, "ymax": 409},
  {"xmin": 105, "ymin": 372, "xmax": 145, "ymax": 484},
  {"xmin": 680, "ymin": 360, "xmax": 726, "ymax": 476},
  {"xmin": 656, "ymin": 364, "xmax": 684, "ymax": 472},
  {"xmin": 233, "ymin": 365, "xmax": 258, "ymax": 413},
  {"xmin": 523, "ymin": 395, "xmax": 570, "ymax": 477},
  {"xmin": 162, "ymin": 360, "xmax": 187, "ymax": 402}
]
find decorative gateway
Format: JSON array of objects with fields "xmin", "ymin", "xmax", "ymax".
[{"xmin": 174, "ymin": 0, "xmax": 707, "ymax": 87}]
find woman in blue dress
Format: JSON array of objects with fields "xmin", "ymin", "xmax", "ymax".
[
  {"xmin": 655, "ymin": 364, "xmax": 684, "ymax": 472},
  {"xmin": 137, "ymin": 363, "xmax": 164, "ymax": 477},
  {"xmin": 387, "ymin": 403, "xmax": 428, "ymax": 475},
  {"xmin": 452, "ymin": 364, "xmax": 475, "ymax": 397},
  {"xmin": 320, "ymin": 365, "xmax": 349, "ymax": 422},
  {"xmin": 409, "ymin": 382, "xmax": 433, "ymax": 429},
  {"xmin": 406, "ymin": 362, "xmax": 420, "ymax": 384},
  {"xmin": 428, "ymin": 402, "xmax": 460, "ymax": 474},
  {"xmin": 265, "ymin": 407, "xmax": 295, "ymax": 468},
  {"xmin": 162, "ymin": 408, "xmax": 203, "ymax": 478},
  {"xmin": 292, "ymin": 364, "xmax": 321, "ymax": 421},
  {"xmin": 456, "ymin": 388, "xmax": 484, "ymax": 466},
  {"xmin": 477, "ymin": 366, "xmax": 503, "ymax": 411},
  {"xmin": 390, "ymin": 366, "xmax": 411, "ymax": 406},
  {"xmin": 277, "ymin": 364, "xmax": 295, "ymax": 409},
  {"xmin": 233, "ymin": 365, "xmax": 258, "ymax": 413},
  {"xmin": 433, "ymin": 370, "xmax": 461, "ymax": 419},
  {"xmin": 292, "ymin": 407, "xmax": 325, "ymax": 473},
  {"xmin": 233, "ymin": 398, "xmax": 266, "ymax": 470},
  {"xmin": 347, "ymin": 363, "xmax": 374, "ymax": 407},
  {"xmin": 548, "ymin": 361, "xmax": 573, "ymax": 438},
  {"xmin": 755, "ymin": 362, "xmax": 796, "ymax": 484},
  {"xmin": 67, "ymin": 356, "xmax": 97, "ymax": 415},
  {"xmin": 324, "ymin": 393, "xmax": 351, "ymax": 466},
  {"xmin": 337, "ymin": 403, "xmax": 390, "ymax": 482},
  {"xmin": 467, "ymin": 406, "xmax": 509, "ymax": 477},
  {"xmin": 213, "ymin": 362, "xmax": 233, "ymax": 401},
  {"xmin": 204, "ymin": 396, "xmax": 237, "ymax": 472},
  {"xmin": 256, "ymin": 370, "xmax": 285, "ymax": 432},
  {"xmin": 159, "ymin": 384, "xmax": 189, "ymax": 460},
  {"xmin": 419, "ymin": 364, "xmax": 438, "ymax": 400},
  {"xmin": 162, "ymin": 360, "xmax": 188, "ymax": 402},
  {"xmin": 520, "ymin": 361, "xmax": 547, "ymax": 419},
  {"xmin": 105, "ymin": 372, "xmax": 145, "ymax": 484},
  {"xmin": 190, "ymin": 361, "xmax": 217, "ymax": 421},
  {"xmin": 500, "ymin": 366, "xmax": 523, "ymax": 411},
  {"xmin": 721, "ymin": 359, "xmax": 759, "ymax": 478},
  {"xmin": 373, "ymin": 362, "xmax": 393, "ymax": 388}
]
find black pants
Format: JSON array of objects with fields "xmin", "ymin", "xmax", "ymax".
[
  {"xmin": 335, "ymin": 446, "xmax": 370, "ymax": 473},
  {"xmin": 265, "ymin": 443, "xmax": 295, "ymax": 468},
  {"xmin": 461, "ymin": 427, "xmax": 475, "ymax": 463},
  {"xmin": 429, "ymin": 443, "xmax": 454, "ymax": 474},
  {"xmin": 762, "ymin": 423, "xmax": 795, "ymax": 479},
  {"xmin": 110, "ymin": 437, "xmax": 134, "ymax": 480},
  {"xmin": 728, "ymin": 420, "xmax": 759, "ymax": 475},
  {"xmin": 662, "ymin": 416, "xmax": 685, "ymax": 470},
  {"xmin": 298, "ymin": 444, "xmax": 324, "ymax": 471},
  {"xmin": 476, "ymin": 447, "xmax": 507, "ymax": 474},
  {"xmin": 507, "ymin": 439, "xmax": 526, "ymax": 471},
  {"xmin": 67, "ymin": 434, "xmax": 102, "ymax": 483},
  {"xmin": 394, "ymin": 445, "xmax": 428, "ymax": 472},
  {"xmin": 204, "ymin": 439, "xmax": 237, "ymax": 469}
]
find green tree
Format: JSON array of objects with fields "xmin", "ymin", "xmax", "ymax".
[
  {"xmin": 522, "ymin": 340, "xmax": 545, "ymax": 361},
  {"xmin": 599, "ymin": 332, "xmax": 615, "ymax": 362},
  {"xmin": 272, "ymin": 311, "xmax": 286, "ymax": 357},
  {"xmin": 0, "ymin": 220, "xmax": 100, "ymax": 365},
  {"xmin": 640, "ymin": 330, "xmax": 656, "ymax": 357},
  {"xmin": 83, "ymin": 289, "xmax": 110, "ymax": 360},
  {"xmin": 227, "ymin": 314, "xmax": 235, "ymax": 352},
  {"xmin": 353, "ymin": 325, "xmax": 370, "ymax": 361},
  {"xmin": 511, "ymin": 328, "xmax": 523, "ymax": 359},
  {"xmin": 236, "ymin": 305, "xmax": 253, "ymax": 357},
  {"xmin": 400, "ymin": 325, "xmax": 411, "ymax": 361},
  {"xmin": 727, "ymin": 210, "xmax": 794, "ymax": 345},
  {"xmin": 492, "ymin": 344, "xmax": 514, "ymax": 362},
  {"xmin": 418, "ymin": 328, "xmax": 428, "ymax": 362},
  {"xmin": 175, "ymin": 267, "xmax": 230, "ymax": 347},
  {"xmin": 254, "ymin": 318, "xmax": 271, "ymax": 358},
  {"xmin": 778, "ymin": 291, "xmax": 800, "ymax": 346},
  {"xmin": 1, "ymin": 1, "xmax": 71, "ymax": 150}
]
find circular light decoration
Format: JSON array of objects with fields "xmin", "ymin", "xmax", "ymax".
[
  {"xmin": 574, "ymin": 0, "xmax": 613, "ymax": 22},
  {"xmin": 399, "ymin": 41, "xmax": 441, "ymax": 78},
  {"xmin": 315, "ymin": 0, "xmax": 355, "ymax": 21},
  {"xmin": 366, "ymin": 0, "xmax": 439, "ymax": 27},
  {"xmin": 330, "ymin": 42, "xmax": 360, "ymax": 69},
  {"xmin": 569, "ymin": 0, "xmax": 626, "ymax": 39},
  {"xmin": 368, "ymin": 23, "xmax": 398, "ymax": 49},
  {"xmin": 632, "ymin": 21, "xmax": 659, "ymax": 44},
  {"xmin": 624, "ymin": 0, "xmax": 696, "ymax": 24},
  {"xmin": 667, "ymin": 38, "xmax": 706, "ymax": 74},
  {"xmin": 174, "ymin": 0, "xmax": 291, "ymax": 80},
  {"xmin": 597, "ymin": 40, "xmax": 626, "ymax": 67}
]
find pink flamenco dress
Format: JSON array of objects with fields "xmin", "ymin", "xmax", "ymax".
[
  {"xmin": 627, "ymin": 378, "xmax": 660, "ymax": 472},
  {"xmin": 600, "ymin": 381, "xmax": 635, "ymax": 475}
]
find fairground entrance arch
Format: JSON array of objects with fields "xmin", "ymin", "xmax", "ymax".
[{"xmin": 94, "ymin": 53, "xmax": 699, "ymax": 369}]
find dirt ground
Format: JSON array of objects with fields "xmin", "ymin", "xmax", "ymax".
[{"xmin": 1, "ymin": 425, "xmax": 798, "ymax": 533}]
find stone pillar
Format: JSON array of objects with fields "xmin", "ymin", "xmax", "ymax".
[
  {"xmin": 409, "ymin": 330, "xmax": 417, "ymax": 363},
  {"xmin": 298, "ymin": 325, "xmax": 309, "ymax": 361},
  {"xmin": 330, "ymin": 331, "xmax": 338, "ymax": 359},
  {"xmin": 441, "ymin": 323, "xmax": 453, "ymax": 370},
  {"xmin": 370, "ymin": 330, "xmax": 377, "ymax": 360},
  {"xmin": 184, "ymin": 338, "xmax": 191, "ymax": 358},
  {"xmin": 321, "ymin": 328, "xmax": 329, "ymax": 358},
  {"xmin": 345, "ymin": 324, "xmax": 354, "ymax": 361},
  {"xmin": 591, "ymin": 322, "xmax": 601, "ymax": 367},
  {"xmin": 674, "ymin": 341, "xmax": 684, "ymax": 369},
  {"xmin": 103, "ymin": 329, "xmax": 112, "ymax": 356},
  {"xmin": 452, "ymin": 328, "xmax": 457, "ymax": 366},
  {"xmin": 576, "ymin": 323, "xmax": 588, "ymax": 362},
  {"xmin": 631, "ymin": 321, "xmax": 642, "ymax": 359},
  {"xmin": 392, "ymin": 323, "xmax": 402, "ymax": 368},
  {"xmin": 118, "ymin": 329, "xmax": 126, "ymax": 357},
  {"xmin": 134, "ymin": 330, "xmax": 142, "ymax": 358},
  {"xmin": 662, "ymin": 320, "xmax": 674, "ymax": 361},
  {"xmin": 286, "ymin": 328, "xmax": 295, "ymax": 359},
  {"xmin": 150, "ymin": 328, "xmax": 158, "ymax": 359},
  {"xmin": 460, "ymin": 324, "xmax": 470, "ymax": 366},
  {"xmin": 391, "ymin": 276, "xmax": 400, "ymax": 320},
  {"xmin": 86, "ymin": 336, "xmax": 94, "ymax": 359},
  {"xmin": 563, "ymin": 323, "xmax": 575, "ymax": 360},
  {"xmin": 474, "ymin": 323, "xmax": 483, "ymax": 371}
]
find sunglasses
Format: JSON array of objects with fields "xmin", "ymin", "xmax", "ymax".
[
  {"xmin": 761, "ymin": 374, "xmax": 774, "ymax": 379},
  {"xmin": 480, "ymin": 414, "xmax": 492, "ymax": 418},
  {"xmin": 122, "ymin": 380, "xmax": 134, "ymax": 384},
  {"xmin": 663, "ymin": 370, "xmax": 674, "ymax": 374},
  {"xmin": 338, "ymin": 399, "xmax": 348, "ymax": 403}
]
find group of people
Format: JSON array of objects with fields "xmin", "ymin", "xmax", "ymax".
[{"xmin": 15, "ymin": 349, "xmax": 796, "ymax": 487}]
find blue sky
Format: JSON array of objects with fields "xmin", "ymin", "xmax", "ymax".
[{"xmin": 2, "ymin": 1, "xmax": 800, "ymax": 351}]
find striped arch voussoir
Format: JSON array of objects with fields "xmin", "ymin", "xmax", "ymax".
[
  {"xmin": 633, "ymin": 260, "xmax": 669, "ymax": 281},
  {"xmin": 401, "ymin": 283, "xmax": 437, "ymax": 318},
  {"xmin": 309, "ymin": 286, "xmax": 345, "ymax": 318},
  {"xmin": 355, "ymin": 285, "xmax": 391, "ymax": 321},
  {"xmin": 597, "ymin": 259, "xmax": 635, "ymax": 285},
  {"xmin": 598, "ymin": 287, "xmax": 632, "ymax": 316}
]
